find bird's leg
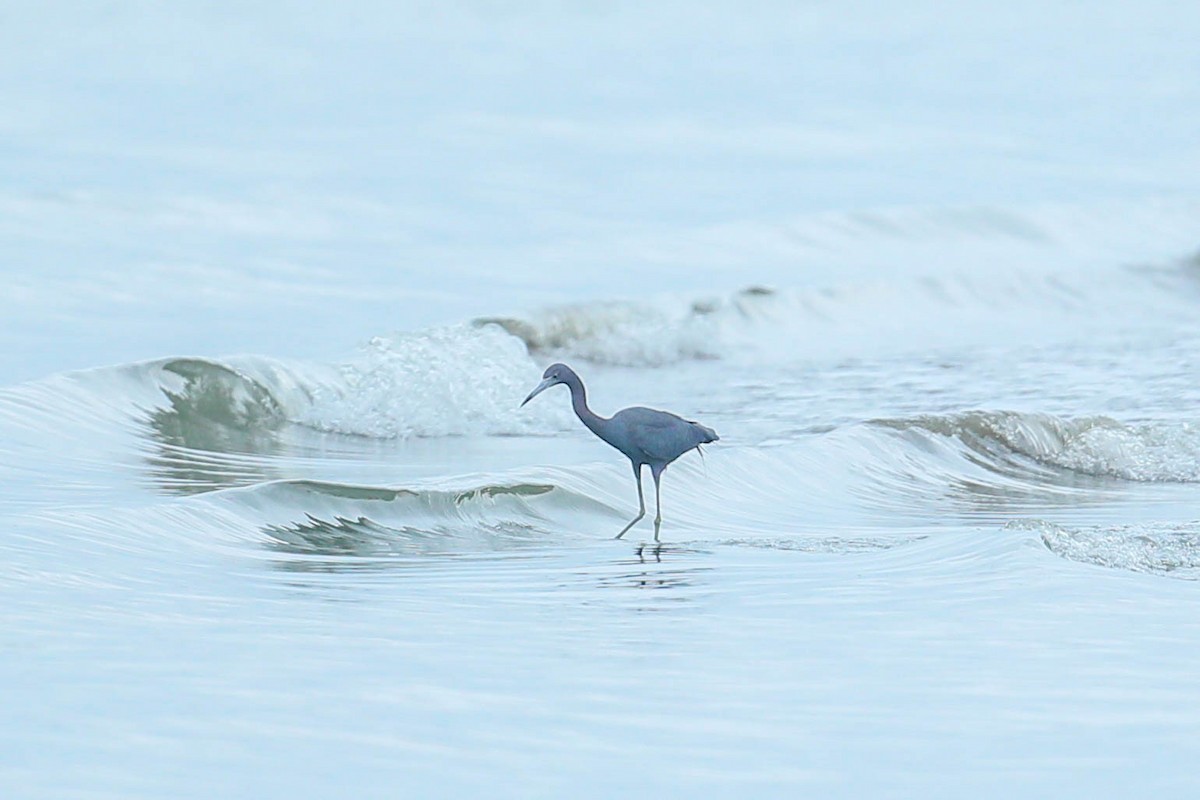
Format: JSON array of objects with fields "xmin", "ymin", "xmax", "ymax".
[
  {"xmin": 650, "ymin": 465, "xmax": 665, "ymax": 542},
  {"xmin": 638, "ymin": 466, "xmax": 647, "ymax": 517},
  {"xmin": 615, "ymin": 462, "xmax": 646, "ymax": 539},
  {"xmin": 651, "ymin": 465, "xmax": 664, "ymax": 526}
]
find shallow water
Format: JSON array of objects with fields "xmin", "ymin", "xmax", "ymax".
[{"xmin": 4, "ymin": 2, "xmax": 1200, "ymax": 797}]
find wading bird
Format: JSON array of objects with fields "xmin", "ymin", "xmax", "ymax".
[{"xmin": 521, "ymin": 363, "xmax": 719, "ymax": 540}]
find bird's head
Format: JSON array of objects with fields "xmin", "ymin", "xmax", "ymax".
[{"xmin": 521, "ymin": 363, "xmax": 573, "ymax": 407}]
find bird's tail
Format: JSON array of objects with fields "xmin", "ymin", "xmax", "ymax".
[{"xmin": 693, "ymin": 423, "xmax": 719, "ymax": 444}]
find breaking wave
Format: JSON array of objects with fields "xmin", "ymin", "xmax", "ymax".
[
  {"xmin": 876, "ymin": 411, "xmax": 1200, "ymax": 483},
  {"xmin": 8, "ymin": 242, "xmax": 1200, "ymax": 444},
  {"xmin": 474, "ymin": 256, "xmax": 1200, "ymax": 368},
  {"xmin": 472, "ymin": 287, "xmax": 776, "ymax": 366},
  {"xmin": 1014, "ymin": 519, "xmax": 1200, "ymax": 579},
  {"xmin": 294, "ymin": 324, "xmax": 574, "ymax": 438}
]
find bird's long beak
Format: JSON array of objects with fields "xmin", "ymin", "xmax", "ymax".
[{"xmin": 521, "ymin": 377, "xmax": 556, "ymax": 407}]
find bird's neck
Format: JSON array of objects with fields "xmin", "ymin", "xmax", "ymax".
[{"xmin": 566, "ymin": 377, "xmax": 607, "ymax": 438}]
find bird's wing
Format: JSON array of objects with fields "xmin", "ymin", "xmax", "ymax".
[{"xmin": 618, "ymin": 407, "xmax": 701, "ymax": 462}]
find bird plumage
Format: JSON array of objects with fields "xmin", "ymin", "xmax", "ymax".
[
  {"xmin": 612, "ymin": 407, "xmax": 717, "ymax": 465},
  {"xmin": 521, "ymin": 363, "xmax": 718, "ymax": 539}
]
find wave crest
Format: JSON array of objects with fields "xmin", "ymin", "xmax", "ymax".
[
  {"xmin": 878, "ymin": 411, "xmax": 1200, "ymax": 482},
  {"xmin": 298, "ymin": 325, "xmax": 573, "ymax": 438}
]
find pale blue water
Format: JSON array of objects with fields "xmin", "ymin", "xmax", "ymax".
[{"xmin": 4, "ymin": 3, "xmax": 1200, "ymax": 797}]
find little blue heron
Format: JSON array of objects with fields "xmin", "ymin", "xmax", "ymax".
[{"xmin": 521, "ymin": 363, "xmax": 719, "ymax": 539}]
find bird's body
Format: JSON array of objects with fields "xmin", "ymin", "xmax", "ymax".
[
  {"xmin": 601, "ymin": 406, "xmax": 718, "ymax": 468},
  {"xmin": 521, "ymin": 363, "xmax": 718, "ymax": 538}
]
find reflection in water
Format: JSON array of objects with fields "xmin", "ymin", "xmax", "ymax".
[
  {"xmin": 140, "ymin": 359, "xmax": 285, "ymax": 495},
  {"xmin": 260, "ymin": 513, "xmax": 552, "ymax": 580},
  {"xmin": 636, "ymin": 542, "xmax": 663, "ymax": 563},
  {"xmin": 262, "ymin": 514, "xmax": 484, "ymax": 561},
  {"xmin": 266, "ymin": 515, "xmax": 410, "ymax": 558},
  {"xmin": 591, "ymin": 544, "xmax": 712, "ymax": 597},
  {"xmin": 260, "ymin": 509, "xmax": 714, "ymax": 608}
]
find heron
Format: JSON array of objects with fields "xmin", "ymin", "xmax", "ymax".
[{"xmin": 521, "ymin": 363, "xmax": 719, "ymax": 540}]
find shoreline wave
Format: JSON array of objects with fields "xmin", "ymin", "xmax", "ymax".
[{"xmin": 874, "ymin": 411, "xmax": 1200, "ymax": 483}]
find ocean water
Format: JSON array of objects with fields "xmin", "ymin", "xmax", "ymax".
[{"xmin": 4, "ymin": 2, "xmax": 1200, "ymax": 797}]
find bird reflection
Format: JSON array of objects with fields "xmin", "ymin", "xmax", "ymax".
[
  {"xmin": 588, "ymin": 543, "xmax": 712, "ymax": 596},
  {"xmin": 635, "ymin": 542, "xmax": 664, "ymax": 562}
]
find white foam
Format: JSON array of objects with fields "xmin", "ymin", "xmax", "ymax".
[
  {"xmin": 1043, "ymin": 420, "xmax": 1200, "ymax": 482},
  {"xmin": 298, "ymin": 324, "xmax": 574, "ymax": 438},
  {"xmin": 476, "ymin": 297, "xmax": 724, "ymax": 367},
  {"xmin": 1017, "ymin": 519, "xmax": 1200, "ymax": 579},
  {"xmin": 475, "ymin": 248, "xmax": 1200, "ymax": 370}
]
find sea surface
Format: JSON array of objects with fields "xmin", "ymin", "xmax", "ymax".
[{"xmin": 4, "ymin": 2, "xmax": 1200, "ymax": 797}]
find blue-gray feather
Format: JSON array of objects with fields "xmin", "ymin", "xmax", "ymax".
[{"xmin": 610, "ymin": 407, "xmax": 718, "ymax": 466}]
